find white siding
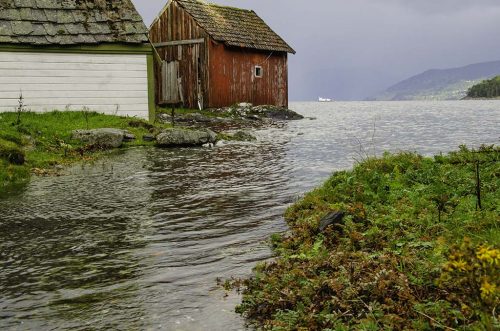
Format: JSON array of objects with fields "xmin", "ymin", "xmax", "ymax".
[{"xmin": 0, "ymin": 52, "xmax": 150, "ymax": 119}]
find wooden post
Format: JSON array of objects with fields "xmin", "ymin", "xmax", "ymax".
[
  {"xmin": 476, "ymin": 161, "xmax": 482, "ymax": 210},
  {"xmin": 171, "ymin": 105, "xmax": 175, "ymax": 127}
]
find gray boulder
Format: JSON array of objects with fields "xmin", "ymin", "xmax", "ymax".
[
  {"xmin": 142, "ymin": 134, "xmax": 156, "ymax": 142},
  {"xmin": 319, "ymin": 211, "xmax": 345, "ymax": 232},
  {"xmin": 226, "ymin": 130, "xmax": 257, "ymax": 142},
  {"xmin": 71, "ymin": 128, "xmax": 130, "ymax": 148},
  {"xmin": 123, "ymin": 132, "xmax": 136, "ymax": 142},
  {"xmin": 156, "ymin": 128, "xmax": 217, "ymax": 147}
]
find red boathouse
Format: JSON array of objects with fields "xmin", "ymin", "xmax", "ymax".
[{"xmin": 149, "ymin": 0, "xmax": 295, "ymax": 109}]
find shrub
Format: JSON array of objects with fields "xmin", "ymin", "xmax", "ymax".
[{"xmin": 234, "ymin": 146, "xmax": 499, "ymax": 330}]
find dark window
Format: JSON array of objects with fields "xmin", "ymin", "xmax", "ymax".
[{"xmin": 255, "ymin": 66, "xmax": 263, "ymax": 78}]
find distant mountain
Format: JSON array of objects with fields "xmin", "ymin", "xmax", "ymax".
[{"xmin": 370, "ymin": 61, "xmax": 500, "ymax": 101}]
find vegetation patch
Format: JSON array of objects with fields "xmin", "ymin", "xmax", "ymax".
[
  {"xmin": 233, "ymin": 146, "xmax": 499, "ymax": 330},
  {"xmin": 467, "ymin": 76, "xmax": 500, "ymax": 99},
  {"xmin": 0, "ymin": 111, "xmax": 170, "ymax": 196}
]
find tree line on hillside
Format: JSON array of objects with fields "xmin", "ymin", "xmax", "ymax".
[{"xmin": 466, "ymin": 76, "xmax": 500, "ymax": 98}]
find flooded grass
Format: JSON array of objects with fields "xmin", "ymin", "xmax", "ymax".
[
  {"xmin": 0, "ymin": 111, "xmax": 169, "ymax": 195},
  {"xmin": 235, "ymin": 145, "xmax": 499, "ymax": 330}
]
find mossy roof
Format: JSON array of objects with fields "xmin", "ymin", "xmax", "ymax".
[
  {"xmin": 175, "ymin": 0, "xmax": 295, "ymax": 54},
  {"xmin": 0, "ymin": 0, "xmax": 149, "ymax": 45}
]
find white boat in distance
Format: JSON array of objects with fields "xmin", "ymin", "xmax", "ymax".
[{"xmin": 318, "ymin": 97, "xmax": 333, "ymax": 102}]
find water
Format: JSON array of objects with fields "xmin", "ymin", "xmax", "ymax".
[{"xmin": 1, "ymin": 101, "xmax": 499, "ymax": 330}]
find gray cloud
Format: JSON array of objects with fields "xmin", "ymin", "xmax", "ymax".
[
  {"xmin": 377, "ymin": 0, "xmax": 500, "ymax": 14},
  {"xmin": 132, "ymin": 0, "xmax": 500, "ymax": 100}
]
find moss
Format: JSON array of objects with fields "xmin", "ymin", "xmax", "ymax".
[{"xmin": 234, "ymin": 145, "xmax": 500, "ymax": 330}]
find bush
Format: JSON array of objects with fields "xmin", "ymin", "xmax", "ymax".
[
  {"xmin": 234, "ymin": 145, "xmax": 499, "ymax": 330},
  {"xmin": 467, "ymin": 76, "xmax": 500, "ymax": 98}
]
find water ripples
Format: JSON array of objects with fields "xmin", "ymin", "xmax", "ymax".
[{"xmin": 0, "ymin": 101, "xmax": 498, "ymax": 330}]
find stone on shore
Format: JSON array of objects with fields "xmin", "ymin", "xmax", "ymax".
[
  {"xmin": 318, "ymin": 211, "xmax": 345, "ymax": 232},
  {"xmin": 142, "ymin": 134, "xmax": 156, "ymax": 142},
  {"xmin": 71, "ymin": 128, "xmax": 133, "ymax": 148},
  {"xmin": 221, "ymin": 130, "xmax": 257, "ymax": 142},
  {"xmin": 0, "ymin": 138, "xmax": 26, "ymax": 165},
  {"xmin": 156, "ymin": 128, "xmax": 217, "ymax": 147},
  {"xmin": 210, "ymin": 104, "xmax": 304, "ymax": 121}
]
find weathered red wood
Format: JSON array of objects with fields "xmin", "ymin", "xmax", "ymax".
[
  {"xmin": 149, "ymin": 1, "xmax": 208, "ymax": 108},
  {"xmin": 208, "ymin": 42, "xmax": 288, "ymax": 108},
  {"xmin": 149, "ymin": 1, "xmax": 289, "ymax": 109}
]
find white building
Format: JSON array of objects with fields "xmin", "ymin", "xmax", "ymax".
[{"xmin": 0, "ymin": 0, "xmax": 155, "ymax": 120}]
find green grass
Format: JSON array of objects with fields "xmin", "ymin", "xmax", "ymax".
[
  {"xmin": 235, "ymin": 146, "xmax": 499, "ymax": 330},
  {"xmin": 0, "ymin": 111, "xmax": 170, "ymax": 195}
]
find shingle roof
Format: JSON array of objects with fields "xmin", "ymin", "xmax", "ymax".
[
  {"xmin": 0, "ymin": 0, "xmax": 149, "ymax": 45},
  {"xmin": 175, "ymin": 0, "xmax": 295, "ymax": 54}
]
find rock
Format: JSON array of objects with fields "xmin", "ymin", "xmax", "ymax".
[
  {"xmin": 142, "ymin": 134, "xmax": 155, "ymax": 142},
  {"xmin": 238, "ymin": 102, "xmax": 253, "ymax": 108},
  {"xmin": 156, "ymin": 128, "xmax": 217, "ymax": 147},
  {"xmin": 260, "ymin": 107, "xmax": 304, "ymax": 120},
  {"xmin": 71, "ymin": 128, "xmax": 126, "ymax": 148},
  {"xmin": 319, "ymin": 211, "xmax": 345, "ymax": 232},
  {"xmin": 245, "ymin": 114, "xmax": 261, "ymax": 121},
  {"xmin": 232, "ymin": 131, "xmax": 257, "ymax": 142},
  {"xmin": 0, "ymin": 139, "xmax": 25, "ymax": 165},
  {"xmin": 8, "ymin": 152, "xmax": 25, "ymax": 165},
  {"xmin": 157, "ymin": 112, "xmax": 219, "ymax": 126},
  {"xmin": 184, "ymin": 113, "xmax": 213, "ymax": 123},
  {"xmin": 157, "ymin": 113, "xmax": 173, "ymax": 123},
  {"xmin": 122, "ymin": 131, "xmax": 136, "ymax": 142},
  {"xmin": 204, "ymin": 128, "xmax": 218, "ymax": 143}
]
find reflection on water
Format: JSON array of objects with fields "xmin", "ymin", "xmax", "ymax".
[{"xmin": 0, "ymin": 101, "xmax": 499, "ymax": 330}]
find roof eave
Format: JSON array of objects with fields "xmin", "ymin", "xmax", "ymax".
[{"xmin": 221, "ymin": 41, "xmax": 295, "ymax": 54}]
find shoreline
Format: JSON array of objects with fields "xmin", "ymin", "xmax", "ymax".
[
  {"xmin": 232, "ymin": 146, "xmax": 499, "ymax": 330},
  {"xmin": 0, "ymin": 106, "xmax": 303, "ymax": 196}
]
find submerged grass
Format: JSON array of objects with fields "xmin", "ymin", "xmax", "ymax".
[
  {"xmin": 236, "ymin": 145, "xmax": 499, "ymax": 330},
  {"xmin": 0, "ymin": 111, "xmax": 169, "ymax": 196}
]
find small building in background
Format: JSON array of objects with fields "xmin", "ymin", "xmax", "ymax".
[
  {"xmin": 149, "ymin": 0, "xmax": 295, "ymax": 109},
  {"xmin": 0, "ymin": 0, "xmax": 155, "ymax": 120}
]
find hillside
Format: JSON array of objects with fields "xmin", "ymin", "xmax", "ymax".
[
  {"xmin": 466, "ymin": 76, "xmax": 500, "ymax": 99},
  {"xmin": 371, "ymin": 60, "xmax": 500, "ymax": 101}
]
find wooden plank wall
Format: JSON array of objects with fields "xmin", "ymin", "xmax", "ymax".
[
  {"xmin": 149, "ymin": 1, "xmax": 209, "ymax": 108},
  {"xmin": 0, "ymin": 52, "xmax": 149, "ymax": 118},
  {"xmin": 208, "ymin": 41, "xmax": 289, "ymax": 108},
  {"xmin": 161, "ymin": 60, "xmax": 180, "ymax": 103},
  {"xmin": 149, "ymin": 1, "xmax": 290, "ymax": 109}
]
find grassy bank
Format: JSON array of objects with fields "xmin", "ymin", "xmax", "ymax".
[
  {"xmin": 235, "ymin": 146, "xmax": 499, "ymax": 330},
  {"xmin": 0, "ymin": 111, "xmax": 168, "ymax": 195}
]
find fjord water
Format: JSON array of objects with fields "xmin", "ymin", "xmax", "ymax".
[{"xmin": 0, "ymin": 101, "xmax": 498, "ymax": 330}]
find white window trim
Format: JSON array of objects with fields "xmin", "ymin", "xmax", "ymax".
[{"xmin": 255, "ymin": 65, "xmax": 263, "ymax": 78}]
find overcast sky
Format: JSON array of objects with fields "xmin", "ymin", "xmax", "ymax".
[{"xmin": 132, "ymin": 0, "xmax": 500, "ymax": 101}]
